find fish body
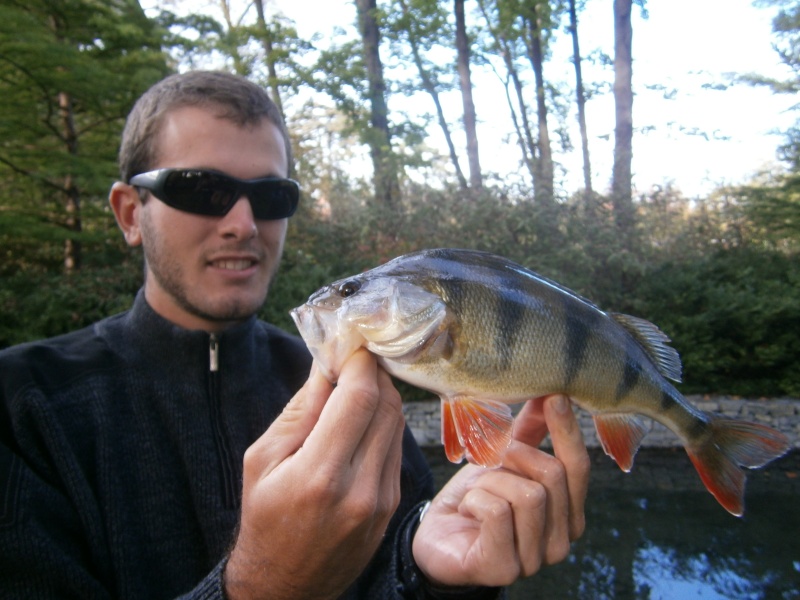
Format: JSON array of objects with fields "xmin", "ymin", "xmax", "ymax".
[{"xmin": 291, "ymin": 248, "xmax": 790, "ymax": 515}]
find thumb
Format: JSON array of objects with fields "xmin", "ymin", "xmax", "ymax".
[{"xmin": 251, "ymin": 362, "xmax": 333, "ymax": 475}]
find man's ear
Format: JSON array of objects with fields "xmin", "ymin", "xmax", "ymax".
[{"xmin": 109, "ymin": 182, "xmax": 143, "ymax": 247}]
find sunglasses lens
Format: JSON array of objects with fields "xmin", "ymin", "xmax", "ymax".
[
  {"xmin": 163, "ymin": 171, "xmax": 237, "ymax": 215},
  {"xmin": 250, "ymin": 180, "xmax": 299, "ymax": 219}
]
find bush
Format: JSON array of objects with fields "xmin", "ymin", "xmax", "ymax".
[{"xmin": 632, "ymin": 248, "xmax": 800, "ymax": 396}]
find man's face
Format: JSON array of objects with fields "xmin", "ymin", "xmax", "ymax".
[{"xmin": 134, "ymin": 105, "xmax": 290, "ymax": 332}]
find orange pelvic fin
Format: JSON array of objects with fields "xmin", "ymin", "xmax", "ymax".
[
  {"xmin": 441, "ymin": 397, "xmax": 514, "ymax": 468},
  {"xmin": 593, "ymin": 413, "xmax": 650, "ymax": 472},
  {"xmin": 685, "ymin": 416, "xmax": 790, "ymax": 517}
]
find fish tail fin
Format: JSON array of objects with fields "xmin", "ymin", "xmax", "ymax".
[
  {"xmin": 685, "ymin": 416, "xmax": 790, "ymax": 517},
  {"xmin": 441, "ymin": 397, "xmax": 513, "ymax": 468}
]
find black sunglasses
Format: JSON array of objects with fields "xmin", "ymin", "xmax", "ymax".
[{"xmin": 128, "ymin": 168, "xmax": 300, "ymax": 220}]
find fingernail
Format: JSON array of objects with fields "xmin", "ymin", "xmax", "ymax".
[{"xmin": 552, "ymin": 395, "xmax": 568, "ymax": 415}]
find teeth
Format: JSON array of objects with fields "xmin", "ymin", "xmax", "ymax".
[{"xmin": 215, "ymin": 259, "xmax": 253, "ymax": 271}]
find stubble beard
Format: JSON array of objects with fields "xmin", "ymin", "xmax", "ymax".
[
  {"xmin": 140, "ymin": 219, "xmax": 278, "ymax": 326},
  {"xmin": 143, "ymin": 247, "xmax": 277, "ymax": 325}
]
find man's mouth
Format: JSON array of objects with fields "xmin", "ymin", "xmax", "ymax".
[{"xmin": 212, "ymin": 259, "xmax": 256, "ymax": 271}]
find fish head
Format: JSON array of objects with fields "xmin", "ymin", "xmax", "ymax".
[{"xmin": 291, "ymin": 273, "xmax": 448, "ymax": 382}]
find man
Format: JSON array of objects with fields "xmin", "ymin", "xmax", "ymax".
[{"xmin": 0, "ymin": 71, "xmax": 590, "ymax": 599}]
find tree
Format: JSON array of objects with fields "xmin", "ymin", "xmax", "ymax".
[
  {"xmin": 569, "ymin": 0, "xmax": 592, "ymax": 195},
  {"xmin": 732, "ymin": 1, "xmax": 800, "ymax": 249},
  {"xmin": 355, "ymin": 0, "xmax": 400, "ymax": 207},
  {"xmin": 254, "ymin": 0, "xmax": 285, "ymax": 119},
  {"xmin": 612, "ymin": 0, "xmax": 635, "ymax": 239},
  {"xmin": 388, "ymin": 0, "xmax": 468, "ymax": 189},
  {"xmin": 477, "ymin": 0, "xmax": 536, "ymax": 186},
  {"xmin": 0, "ymin": 0, "xmax": 168, "ymax": 274},
  {"xmin": 455, "ymin": 0, "xmax": 483, "ymax": 189},
  {"xmin": 521, "ymin": 0, "xmax": 555, "ymax": 206}
]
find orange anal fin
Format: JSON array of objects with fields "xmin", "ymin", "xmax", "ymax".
[
  {"xmin": 443, "ymin": 397, "xmax": 513, "ymax": 468},
  {"xmin": 441, "ymin": 399, "xmax": 465, "ymax": 464},
  {"xmin": 593, "ymin": 413, "xmax": 650, "ymax": 472},
  {"xmin": 686, "ymin": 416, "xmax": 790, "ymax": 517}
]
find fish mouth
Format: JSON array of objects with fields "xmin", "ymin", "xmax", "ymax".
[
  {"xmin": 290, "ymin": 303, "xmax": 355, "ymax": 383},
  {"xmin": 290, "ymin": 304, "xmax": 324, "ymax": 344}
]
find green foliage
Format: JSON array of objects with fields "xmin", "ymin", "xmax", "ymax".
[
  {"xmin": 633, "ymin": 248, "xmax": 800, "ymax": 396},
  {"xmin": 733, "ymin": 173, "xmax": 800, "ymax": 248},
  {"xmin": 0, "ymin": 258, "xmax": 142, "ymax": 348},
  {"xmin": 0, "ymin": 0, "xmax": 169, "ymax": 272}
]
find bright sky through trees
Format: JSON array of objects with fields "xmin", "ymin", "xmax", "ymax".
[
  {"xmin": 145, "ymin": 0, "xmax": 796, "ymax": 198},
  {"xmin": 270, "ymin": 0, "xmax": 795, "ymax": 197}
]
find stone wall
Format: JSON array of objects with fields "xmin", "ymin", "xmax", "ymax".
[{"xmin": 402, "ymin": 396, "xmax": 800, "ymax": 449}]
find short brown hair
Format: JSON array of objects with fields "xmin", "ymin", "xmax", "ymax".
[{"xmin": 118, "ymin": 71, "xmax": 292, "ymax": 182}]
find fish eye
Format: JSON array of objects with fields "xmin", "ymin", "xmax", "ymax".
[{"xmin": 338, "ymin": 280, "xmax": 362, "ymax": 298}]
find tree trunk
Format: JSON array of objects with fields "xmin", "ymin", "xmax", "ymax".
[
  {"xmin": 58, "ymin": 90, "xmax": 81, "ymax": 272},
  {"xmin": 569, "ymin": 0, "xmax": 593, "ymax": 195},
  {"xmin": 355, "ymin": 0, "xmax": 399, "ymax": 207},
  {"xmin": 218, "ymin": 0, "xmax": 247, "ymax": 75},
  {"xmin": 524, "ymin": 5, "xmax": 554, "ymax": 206},
  {"xmin": 254, "ymin": 0, "xmax": 286, "ymax": 122},
  {"xmin": 454, "ymin": 0, "xmax": 482, "ymax": 190},
  {"xmin": 398, "ymin": 0, "xmax": 467, "ymax": 190},
  {"xmin": 612, "ymin": 0, "xmax": 634, "ymax": 237}
]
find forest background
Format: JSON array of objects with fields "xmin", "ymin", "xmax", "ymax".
[{"xmin": 0, "ymin": 0, "xmax": 798, "ymax": 397}]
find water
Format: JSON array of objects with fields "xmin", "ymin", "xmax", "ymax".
[{"xmin": 422, "ymin": 447, "xmax": 800, "ymax": 599}]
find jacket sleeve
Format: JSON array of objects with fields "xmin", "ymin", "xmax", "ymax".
[{"xmin": 393, "ymin": 501, "xmax": 505, "ymax": 600}]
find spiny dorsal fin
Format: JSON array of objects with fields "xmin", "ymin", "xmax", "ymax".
[{"xmin": 611, "ymin": 313, "xmax": 683, "ymax": 382}]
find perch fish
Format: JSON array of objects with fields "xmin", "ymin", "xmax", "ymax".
[{"xmin": 290, "ymin": 248, "xmax": 790, "ymax": 516}]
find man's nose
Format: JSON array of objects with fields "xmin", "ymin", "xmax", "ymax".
[{"xmin": 219, "ymin": 195, "xmax": 257, "ymax": 239}]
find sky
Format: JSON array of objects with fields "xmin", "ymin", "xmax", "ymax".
[{"xmin": 269, "ymin": 0, "xmax": 796, "ymax": 198}]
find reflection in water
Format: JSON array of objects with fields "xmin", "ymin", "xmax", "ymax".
[{"xmin": 422, "ymin": 448, "xmax": 800, "ymax": 599}]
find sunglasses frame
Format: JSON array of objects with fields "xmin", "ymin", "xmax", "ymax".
[{"xmin": 128, "ymin": 168, "xmax": 300, "ymax": 220}]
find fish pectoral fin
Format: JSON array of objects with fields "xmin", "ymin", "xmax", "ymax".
[
  {"xmin": 441, "ymin": 397, "xmax": 513, "ymax": 468},
  {"xmin": 593, "ymin": 413, "xmax": 650, "ymax": 472}
]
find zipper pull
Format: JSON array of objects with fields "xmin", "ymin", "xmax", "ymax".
[{"xmin": 209, "ymin": 334, "xmax": 219, "ymax": 372}]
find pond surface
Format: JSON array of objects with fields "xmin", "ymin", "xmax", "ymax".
[{"xmin": 422, "ymin": 447, "xmax": 800, "ymax": 599}]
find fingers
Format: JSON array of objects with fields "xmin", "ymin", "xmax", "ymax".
[
  {"xmin": 498, "ymin": 395, "xmax": 589, "ymax": 564},
  {"xmin": 246, "ymin": 362, "xmax": 333, "ymax": 476},
  {"xmin": 305, "ymin": 350, "xmax": 404, "ymax": 475},
  {"xmin": 543, "ymin": 395, "xmax": 590, "ymax": 540},
  {"xmin": 461, "ymin": 470, "xmax": 547, "ymax": 578},
  {"xmin": 511, "ymin": 396, "xmax": 548, "ymax": 446},
  {"xmin": 228, "ymin": 351, "xmax": 406, "ymax": 599}
]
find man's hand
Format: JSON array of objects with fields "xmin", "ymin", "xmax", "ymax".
[
  {"xmin": 412, "ymin": 395, "xmax": 590, "ymax": 587},
  {"xmin": 224, "ymin": 349, "xmax": 405, "ymax": 600}
]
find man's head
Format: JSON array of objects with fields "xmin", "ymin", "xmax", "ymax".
[
  {"xmin": 110, "ymin": 71, "xmax": 296, "ymax": 333},
  {"xmin": 119, "ymin": 70, "xmax": 293, "ymax": 181}
]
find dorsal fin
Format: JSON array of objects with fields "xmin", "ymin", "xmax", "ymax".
[{"xmin": 611, "ymin": 313, "xmax": 683, "ymax": 382}]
